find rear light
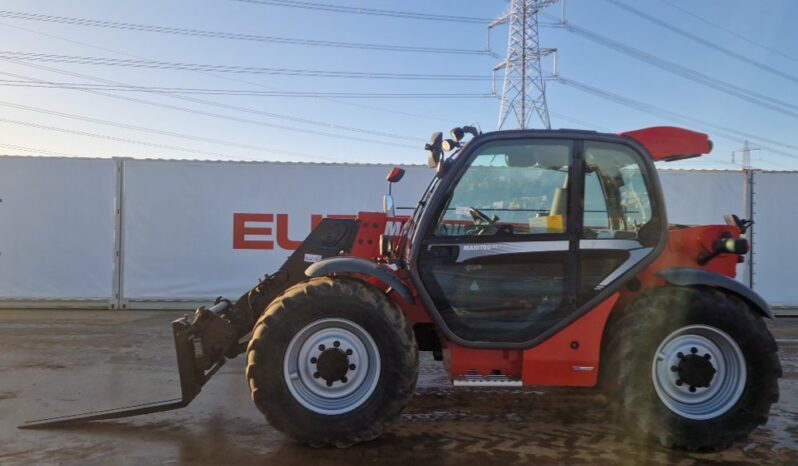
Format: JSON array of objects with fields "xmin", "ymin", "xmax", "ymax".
[{"xmin": 713, "ymin": 238, "xmax": 749, "ymax": 255}]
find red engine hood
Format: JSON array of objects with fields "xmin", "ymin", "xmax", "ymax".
[{"xmin": 620, "ymin": 126, "xmax": 713, "ymax": 162}]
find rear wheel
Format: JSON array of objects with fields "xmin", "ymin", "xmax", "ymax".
[
  {"xmin": 246, "ymin": 277, "xmax": 418, "ymax": 447},
  {"xmin": 603, "ymin": 286, "xmax": 781, "ymax": 451}
]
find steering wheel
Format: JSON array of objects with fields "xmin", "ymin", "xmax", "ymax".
[
  {"xmin": 468, "ymin": 207, "xmax": 497, "ymax": 225},
  {"xmin": 465, "ymin": 207, "xmax": 501, "ymax": 236}
]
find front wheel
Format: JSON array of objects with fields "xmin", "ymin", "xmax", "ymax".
[
  {"xmin": 246, "ymin": 277, "xmax": 418, "ymax": 447},
  {"xmin": 603, "ymin": 286, "xmax": 781, "ymax": 451}
]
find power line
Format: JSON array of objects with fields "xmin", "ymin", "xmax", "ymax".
[
  {"xmin": 0, "ymin": 99, "xmax": 347, "ymax": 162},
  {"xmin": 227, "ymin": 0, "xmax": 492, "ymax": 24},
  {"xmin": 557, "ymin": 76, "xmax": 798, "ymax": 153},
  {"xmin": 658, "ymin": 0, "xmax": 798, "ymax": 65},
  {"xmin": 0, "ymin": 63, "xmax": 420, "ymax": 149},
  {"xmin": 0, "ymin": 21, "xmax": 446, "ymax": 137},
  {"xmin": 604, "ymin": 0, "xmax": 798, "ymax": 86},
  {"xmin": 0, "ymin": 19, "xmax": 454, "ymax": 124},
  {"xmin": 556, "ymin": 76, "xmax": 798, "ymax": 161},
  {"xmin": 0, "ymin": 115, "xmax": 343, "ymax": 161},
  {"xmin": 0, "ymin": 10, "xmax": 491, "ymax": 56},
  {"xmin": 550, "ymin": 20, "xmax": 798, "ymax": 120},
  {"xmin": 0, "ymin": 50, "xmax": 493, "ymax": 80},
  {"xmin": 0, "ymin": 78, "xmax": 495, "ymax": 98},
  {"xmin": 555, "ymin": 106, "xmax": 781, "ymax": 169},
  {"xmin": 0, "ymin": 141, "xmax": 79, "ymax": 157}
]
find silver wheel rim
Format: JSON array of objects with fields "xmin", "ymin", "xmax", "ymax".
[
  {"xmin": 651, "ymin": 324, "xmax": 747, "ymax": 420},
  {"xmin": 283, "ymin": 317, "xmax": 381, "ymax": 415}
]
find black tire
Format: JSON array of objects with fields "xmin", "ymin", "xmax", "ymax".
[
  {"xmin": 246, "ymin": 276, "xmax": 418, "ymax": 447},
  {"xmin": 602, "ymin": 286, "xmax": 781, "ymax": 451}
]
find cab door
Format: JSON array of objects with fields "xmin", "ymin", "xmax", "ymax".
[{"xmin": 412, "ymin": 135, "xmax": 664, "ymax": 346}]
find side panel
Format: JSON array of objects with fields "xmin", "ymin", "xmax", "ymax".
[
  {"xmin": 521, "ymin": 293, "xmax": 619, "ymax": 386},
  {"xmin": 634, "ymin": 225, "xmax": 741, "ymax": 294},
  {"xmin": 0, "ymin": 157, "xmax": 117, "ymax": 302},
  {"xmin": 442, "ymin": 293, "xmax": 619, "ymax": 386}
]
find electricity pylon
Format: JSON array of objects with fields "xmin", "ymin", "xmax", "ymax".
[{"xmin": 491, "ymin": 0, "xmax": 560, "ymax": 129}]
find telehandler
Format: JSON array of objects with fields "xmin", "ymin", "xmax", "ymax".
[{"xmin": 24, "ymin": 126, "xmax": 781, "ymax": 451}]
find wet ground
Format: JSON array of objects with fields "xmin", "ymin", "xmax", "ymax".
[{"xmin": 0, "ymin": 310, "xmax": 795, "ymax": 465}]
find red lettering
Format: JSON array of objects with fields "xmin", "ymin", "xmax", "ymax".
[
  {"xmin": 277, "ymin": 214, "xmax": 327, "ymax": 250},
  {"xmin": 311, "ymin": 214, "xmax": 323, "ymax": 230},
  {"xmin": 233, "ymin": 213, "xmax": 274, "ymax": 250},
  {"xmin": 276, "ymin": 214, "xmax": 302, "ymax": 250},
  {"xmin": 234, "ymin": 213, "xmax": 357, "ymax": 251}
]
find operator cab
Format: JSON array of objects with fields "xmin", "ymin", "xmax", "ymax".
[{"xmin": 409, "ymin": 128, "xmax": 677, "ymax": 346}]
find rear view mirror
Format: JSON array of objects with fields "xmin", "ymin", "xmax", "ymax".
[
  {"xmin": 426, "ymin": 132, "xmax": 443, "ymax": 169},
  {"xmin": 386, "ymin": 167, "xmax": 405, "ymax": 183}
]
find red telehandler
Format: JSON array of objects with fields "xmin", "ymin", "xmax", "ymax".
[{"xmin": 24, "ymin": 126, "xmax": 781, "ymax": 451}]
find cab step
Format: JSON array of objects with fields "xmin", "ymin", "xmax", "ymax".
[{"xmin": 453, "ymin": 370, "xmax": 522, "ymax": 387}]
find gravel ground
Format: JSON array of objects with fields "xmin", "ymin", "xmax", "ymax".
[{"xmin": 0, "ymin": 310, "xmax": 795, "ymax": 465}]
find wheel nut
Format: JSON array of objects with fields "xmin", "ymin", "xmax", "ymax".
[
  {"xmin": 691, "ymin": 347, "xmax": 698, "ymax": 354},
  {"xmin": 326, "ymin": 380, "xmax": 333, "ymax": 387},
  {"xmin": 676, "ymin": 379, "xmax": 683, "ymax": 386},
  {"xmin": 670, "ymin": 365, "xmax": 678, "ymax": 372},
  {"xmin": 349, "ymin": 364, "xmax": 356, "ymax": 370},
  {"xmin": 313, "ymin": 372, "xmax": 320, "ymax": 379},
  {"xmin": 677, "ymin": 352, "xmax": 684, "ymax": 359},
  {"xmin": 318, "ymin": 344, "xmax": 325, "ymax": 351},
  {"xmin": 310, "ymin": 357, "xmax": 317, "ymax": 364},
  {"xmin": 689, "ymin": 386, "xmax": 696, "ymax": 393},
  {"xmin": 346, "ymin": 349, "xmax": 353, "ymax": 355},
  {"xmin": 333, "ymin": 341, "xmax": 341, "ymax": 348},
  {"xmin": 704, "ymin": 353, "xmax": 711, "ymax": 360},
  {"xmin": 341, "ymin": 376, "xmax": 348, "ymax": 383}
]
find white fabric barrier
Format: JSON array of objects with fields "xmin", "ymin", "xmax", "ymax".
[
  {"xmin": 4, "ymin": 155, "xmax": 792, "ymax": 306},
  {"xmin": 0, "ymin": 156, "xmax": 117, "ymax": 301},
  {"xmin": 120, "ymin": 162, "xmax": 749, "ymax": 302},
  {"xmin": 750, "ymin": 172, "xmax": 798, "ymax": 306},
  {"xmin": 120, "ymin": 160, "xmax": 432, "ymax": 301},
  {"xmin": 658, "ymin": 170, "xmax": 745, "ymax": 225}
]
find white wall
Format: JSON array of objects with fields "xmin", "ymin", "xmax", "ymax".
[
  {"xmin": 750, "ymin": 172, "xmax": 798, "ymax": 306},
  {"xmin": 120, "ymin": 160, "xmax": 431, "ymax": 301},
  {"xmin": 1, "ymin": 156, "xmax": 794, "ymax": 307},
  {"xmin": 658, "ymin": 170, "xmax": 745, "ymax": 226},
  {"xmin": 0, "ymin": 157, "xmax": 117, "ymax": 301}
]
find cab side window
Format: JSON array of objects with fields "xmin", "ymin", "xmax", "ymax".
[
  {"xmin": 435, "ymin": 139, "xmax": 573, "ymax": 237},
  {"xmin": 582, "ymin": 142, "xmax": 654, "ymax": 240}
]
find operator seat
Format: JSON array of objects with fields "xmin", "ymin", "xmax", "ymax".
[{"xmin": 550, "ymin": 187, "xmax": 567, "ymax": 218}]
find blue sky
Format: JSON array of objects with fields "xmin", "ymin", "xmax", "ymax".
[{"xmin": 0, "ymin": 0, "xmax": 796, "ymax": 170}]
